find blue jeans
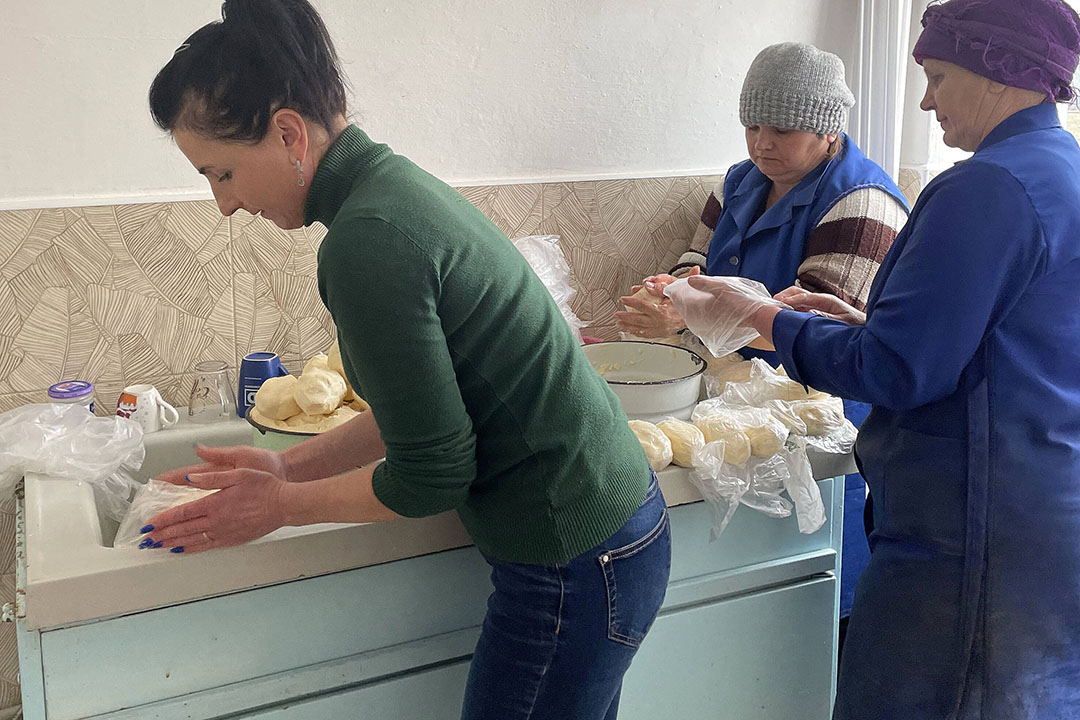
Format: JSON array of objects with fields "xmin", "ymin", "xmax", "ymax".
[{"xmin": 461, "ymin": 475, "xmax": 672, "ymax": 720}]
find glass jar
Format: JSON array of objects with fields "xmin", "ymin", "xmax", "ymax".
[{"xmin": 47, "ymin": 380, "xmax": 96, "ymax": 413}]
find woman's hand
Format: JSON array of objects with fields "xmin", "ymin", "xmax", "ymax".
[
  {"xmin": 614, "ymin": 267, "xmax": 700, "ymax": 338},
  {"xmin": 156, "ymin": 444, "xmax": 290, "ymax": 486},
  {"xmin": 774, "ymin": 287, "xmax": 866, "ymax": 326},
  {"xmin": 141, "ymin": 467, "xmax": 288, "ymax": 554}
]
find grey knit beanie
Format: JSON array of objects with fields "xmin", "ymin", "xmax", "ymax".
[{"xmin": 739, "ymin": 42, "xmax": 855, "ymax": 135}]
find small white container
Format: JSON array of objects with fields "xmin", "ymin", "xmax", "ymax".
[
  {"xmin": 47, "ymin": 380, "xmax": 96, "ymax": 414},
  {"xmin": 582, "ymin": 341, "xmax": 706, "ymax": 423}
]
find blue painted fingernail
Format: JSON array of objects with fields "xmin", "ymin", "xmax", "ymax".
[
  {"xmin": 170, "ymin": 546, "xmax": 185, "ymax": 554},
  {"xmin": 184, "ymin": 475, "xmax": 192, "ymax": 483},
  {"xmin": 140, "ymin": 525, "xmax": 154, "ymax": 533},
  {"xmin": 138, "ymin": 539, "xmax": 153, "ymax": 549},
  {"xmin": 152, "ymin": 541, "xmax": 163, "ymax": 549}
]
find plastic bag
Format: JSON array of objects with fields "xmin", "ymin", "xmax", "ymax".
[
  {"xmin": 0, "ymin": 403, "xmax": 144, "ymax": 520},
  {"xmin": 664, "ymin": 276, "xmax": 787, "ymax": 357},
  {"xmin": 512, "ymin": 235, "xmax": 585, "ymax": 343},
  {"xmin": 689, "ymin": 440, "xmax": 750, "ymax": 538},
  {"xmin": 113, "ymin": 479, "xmax": 215, "ymax": 548},
  {"xmin": 689, "ymin": 442, "xmax": 799, "ymax": 539},
  {"xmin": 779, "ymin": 438, "xmax": 826, "ymax": 534},
  {"xmin": 691, "ymin": 401, "xmax": 789, "ymax": 460},
  {"xmin": 806, "ymin": 418, "xmax": 858, "ymax": 455}
]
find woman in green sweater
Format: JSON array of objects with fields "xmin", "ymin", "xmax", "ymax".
[{"xmin": 140, "ymin": 1, "xmax": 669, "ymax": 717}]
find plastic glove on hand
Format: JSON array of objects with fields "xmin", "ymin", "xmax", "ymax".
[{"xmin": 663, "ymin": 275, "xmax": 788, "ymax": 357}]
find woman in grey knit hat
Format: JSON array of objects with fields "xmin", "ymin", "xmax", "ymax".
[{"xmin": 616, "ymin": 41, "xmax": 909, "ymax": 655}]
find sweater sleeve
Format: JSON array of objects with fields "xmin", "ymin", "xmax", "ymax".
[
  {"xmin": 672, "ymin": 176, "xmax": 725, "ymax": 272},
  {"xmin": 796, "ymin": 187, "xmax": 908, "ymax": 311},
  {"xmin": 319, "ymin": 218, "xmax": 477, "ymax": 518},
  {"xmin": 773, "ymin": 163, "xmax": 1044, "ymax": 410}
]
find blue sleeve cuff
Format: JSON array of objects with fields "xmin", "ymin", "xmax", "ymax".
[{"xmin": 772, "ymin": 310, "xmax": 817, "ymax": 386}]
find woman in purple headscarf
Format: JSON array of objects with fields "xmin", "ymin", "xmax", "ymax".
[{"xmin": 676, "ymin": 0, "xmax": 1080, "ymax": 717}]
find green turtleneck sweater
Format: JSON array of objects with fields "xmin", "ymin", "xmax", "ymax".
[{"xmin": 304, "ymin": 126, "xmax": 650, "ymax": 564}]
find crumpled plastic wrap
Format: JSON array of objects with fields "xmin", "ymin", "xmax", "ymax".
[
  {"xmin": 512, "ymin": 235, "xmax": 585, "ymax": 343},
  {"xmin": 664, "ymin": 276, "xmax": 787, "ymax": 357},
  {"xmin": 681, "ymin": 358, "xmax": 839, "ymax": 537},
  {"xmin": 0, "ymin": 403, "xmax": 144, "ymax": 521},
  {"xmin": 113, "ymin": 480, "xmax": 215, "ymax": 549},
  {"xmin": 688, "ymin": 435, "xmax": 825, "ymax": 539}
]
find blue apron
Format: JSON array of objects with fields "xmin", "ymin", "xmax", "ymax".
[
  {"xmin": 772, "ymin": 104, "xmax": 1080, "ymax": 719},
  {"xmin": 706, "ymin": 138, "xmax": 908, "ymax": 617}
]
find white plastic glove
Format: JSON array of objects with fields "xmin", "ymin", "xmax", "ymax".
[{"xmin": 664, "ymin": 276, "xmax": 789, "ymax": 357}]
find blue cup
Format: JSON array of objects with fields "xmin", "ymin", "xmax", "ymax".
[{"xmin": 238, "ymin": 352, "xmax": 290, "ymax": 418}]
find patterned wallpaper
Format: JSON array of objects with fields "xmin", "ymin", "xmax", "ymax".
[{"xmin": 0, "ymin": 175, "xmax": 719, "ymax": 415}]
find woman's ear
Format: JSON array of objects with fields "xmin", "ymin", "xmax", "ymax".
[{"xmin": 271, "ymin": 108, "xmax": 309, "ymax": 165}]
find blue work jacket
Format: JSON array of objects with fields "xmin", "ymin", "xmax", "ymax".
[
  {"xmin": 706, "ymin": 136, "xmax": 906, "ymax": 364},
  {"xmin": 775, "ymin": 104, "xmax": 1080, "ymax": 719}
]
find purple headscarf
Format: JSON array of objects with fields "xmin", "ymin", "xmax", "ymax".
[{"xmin": 913, "ymin": 0, "xmax": 1080, "ymax": 103}]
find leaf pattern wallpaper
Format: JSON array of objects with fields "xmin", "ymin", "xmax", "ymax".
[{"xmin": 0, "ymin": 175, "xmax": 721, "ymax": 416}]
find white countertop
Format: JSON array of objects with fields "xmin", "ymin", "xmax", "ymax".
[{"xmin": 20, "ymin": 416, "xmax": 854, "ymax": 630}]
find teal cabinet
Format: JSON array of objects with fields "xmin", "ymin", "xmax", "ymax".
[{"xmin": 16, "ymin": 477, "xmax": 842, "ymax": 719}]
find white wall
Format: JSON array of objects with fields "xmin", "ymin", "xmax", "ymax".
[{"xmin": 0, "ymin": 0, "xmax": 860, "ymax": 210}]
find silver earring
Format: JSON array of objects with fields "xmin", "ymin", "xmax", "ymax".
[{"xmin": 296, "ymin": 160, "xmax": 306, "ymax": 187}]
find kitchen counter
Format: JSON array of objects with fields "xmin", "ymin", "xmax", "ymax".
[
  {"xmin": 15, "ymin": 416, "xmax": 849, "ymax": 719},
  {"xmin": 20, "ymin": 416, "xmax": 853, "ymax": 631}
]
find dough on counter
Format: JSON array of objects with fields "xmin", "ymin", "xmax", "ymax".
[
  {"xmin": 792, "ymin": 397, "xmax": 846, "ymax": 436},
  {"xmin": 628, "ymin": 420, "xmax": 673, "ymax": 471},
  {"xmin": 692, "ymin": 413, "xmax": 752, "ymax": 465},
  {"xmin": 349, "ymin": 397, "xmax": 370, "ymax": 413},
  {"xmin": 325, "ymin": 341, "xmax": 357, "ymax": 401},
  {"xmin": 743, "ymin": 414, "xmax": 788, "ymax": 457},
  {"xmin": 707, "ymin": 353, "xmax": 753, "ymax": 391},
  {"xmin": 295, "ymin": 369, "xmax": 347, "ymax": 415},
  {"xmin": 303, "ymin": 353, "xmax": 330, "ymax": 375},
  {"xmin": 253, "ymin": 375, "xmax": 302, "ymax": 420},
  {"xmin": 285, "ymin": 405, "xmax": 359, "ymax": 433},
  {"xmin": 327, "ymin": 340, "xmax": 345, "ymax": 376},
  {"xmin": 656, "ymin": 419, "xmax": 704, "ymax": 467}
]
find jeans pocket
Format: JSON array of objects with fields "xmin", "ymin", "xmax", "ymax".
[{"xmin": 599, "ymin": 500, "xmax": 671, "ymax": 649}]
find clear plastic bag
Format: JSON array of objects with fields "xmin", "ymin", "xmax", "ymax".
[
  {"xmin": 512, "ymin": 235, "xmax": 585, "ymax": 343},
  {"xmin": 689, "ymin": 440, "xmax": 750, "ymax": 538},
  {"xmin": 779, "ymin": 437, "xmax": 826, "ymax": 534},
  {"xmin": 664, "ymin": 276, "xmax": 786, "ymax": 357},
  {"xmin": 113, "ymin": 479, "xmax": 215, "ymax": 549},
  {"xmin": 806, "ymin": 418, "xmax": 858, "ymax": 455},
  {"xmin": 0, "ymin": 403, "xmax": 144, "ymax": 520},
  {"xmin": 691, "ymin": 401, "xmax": 789, "ymax": 460},
  {"xmin": 740, "ymin": 453, "xmax": 794, "ymax": 519}
]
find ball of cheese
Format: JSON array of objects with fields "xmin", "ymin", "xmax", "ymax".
[
  {"xmin": 656, "ymin": 419, "xmax": 705, "ymax": 468},
  {"xmin": 792, "ymin": 397, "xmax": 846, "ymax": 436},
  {"xmin": 327, "ymin": 340, "xmax": 345, "ymax": 376},
  {"xmin": 628, "ymin": 420, "xmax": 673, "ymax": 471},
  {"xmin": 303, "ymin": 353, "xmax": 330, "ymax": 375},
  {"xmin": 285, "ymin": 405, "xmax": 359, "ymax": 433},
  {"xmin": 708, "ymin": 353, "xmax": 752, "ymax": 388},
  {"xmin": 253, "ymin": 375, "xmax": 302, "ymax": 420},
  {"xmin": 623, "ymin": 286, "xmax": 663, "ymax": 312},
  {"xmin": 744, "ymin": 419, "xmax": 787, "ymax": 457},
  {"xmin": 294, "ymin": 369, "xmax": 347, "ymax": 416},
  {"xmin": 325, "ymin": 341, "xmax": 357, "ymax": 401},
  {"xmin": 693, "ymin": 414, "xmax": 752, "ymax": 465}
]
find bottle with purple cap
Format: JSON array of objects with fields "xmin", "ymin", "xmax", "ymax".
[{"xmin": 47, "ymin": 380, "xmax": 96, "ymax": 413}]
